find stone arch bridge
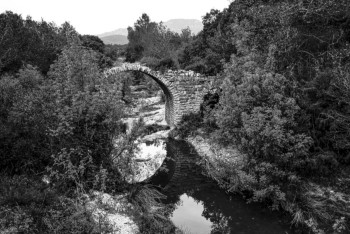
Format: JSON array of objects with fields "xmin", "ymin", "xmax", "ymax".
[{"xmin": 105, "ymin": 63, "xmax": 213, "ymax": 127}]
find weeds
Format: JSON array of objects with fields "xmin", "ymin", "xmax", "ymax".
[{"xmin": 128, "ymin": 184, "xmax": 177, "ymax": 233}]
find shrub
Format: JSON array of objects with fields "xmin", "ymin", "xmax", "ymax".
[
  {"xmin": 46, "ymin": 43, "xmax": 128, "ymax": 193},
  {"xmin": 200, "ymin": 91, "xmax": 220, "ymax": 132},
  {"xmin": 175, "ymin": 112, "xmax": 203, "ymax": 139},
  {"xmin": 140, "ymin": 56, "xmax": 161, "ymax": 69},
  {"xmin": 0, "ymin": 175, "xmax": 110, "ymax": 233},
  {"xmin": 0, "ymin": 66, "xmax": 55, "ymax": 173},
  {"xmin": 127, "ymin": 185, "xmax": 175, "ymax": 234}
]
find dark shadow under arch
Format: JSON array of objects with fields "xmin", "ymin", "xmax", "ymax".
[{"xmin": 122, "ymin": 70, "xmax": 175, "ymax": 127}]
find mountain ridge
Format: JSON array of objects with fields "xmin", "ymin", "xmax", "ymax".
[
  {"xmin": 99, "ymin": 35, "xmax": 128, "ymax": 45},
  {"xmin": 98, "ymin": 19, "xmax": 203, "ymax": 45}
]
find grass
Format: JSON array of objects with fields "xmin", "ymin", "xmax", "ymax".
[{"xmin": 127, "ymin": 184, "xmax": 178, "ymax": 233}]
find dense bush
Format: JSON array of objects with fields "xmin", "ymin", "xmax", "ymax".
[
  {"xmin": 0, "ymin": 10, "xmax": 178, "ymax": 234},
  {"xmin": 215, "ymin": 60, "xmax": 319, "ymax": 175},
  {"xmin": 0, "ymin": 17, "xmax": 144, "ymax": 231},
  {"xmin": 0, "ymin": 175, "xmax": 113, "ymax": 233},
  {"xmin": 174, "ymin": 113, "xmax": 203, "ymax": 139},
  {"xmin": 0, "ymin": 11, "xmax": 119, "ymax": 77},
  {"xmin": 0, "ymin": 12, "xmax": 66, "ymax": 75},
  {"xmin": 186, "ymin": 0, "xmax": 350, "ymax": 232},
  {"xmin": 0, "ymin": 37, "xmax": 126, "ymax": 177},
  {"xmin": 0, "ymin": 65, "xmax": 54, "ymax": 173},
  {"xmin": 210, "ymin": 52, "xmax": 312, "ymax": 213},
  {"xmin": 0, "ymin": 25, "xmax": 131, "ymax": 190},
  {"xmin": 46, "ymin": 41, "xmax": 129, "ymax": 192},
  {"xmin": 195, "ymin": 0, "xmax": 350, "ymax": 179}
]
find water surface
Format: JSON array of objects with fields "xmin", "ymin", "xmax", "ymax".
[{"xmin": 149, "ymin": 139, "xmax": 295, "ymax": 234}]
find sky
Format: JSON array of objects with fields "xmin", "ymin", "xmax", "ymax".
[{"xmin": 1, "ymin": 0, "xmax": 231, "ymax": 35}]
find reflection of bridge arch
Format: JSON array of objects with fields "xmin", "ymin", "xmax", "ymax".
[
  {"xmin": 105, "ymin": 63, "xmax": 212, "ymax": 127},
  {"xmin": 148, "ymin": 139, "xmax": 294, "ymax": 234},
  {"xmin": 148, "ymin": 139, "xmax": 210, "ymax": 198}
]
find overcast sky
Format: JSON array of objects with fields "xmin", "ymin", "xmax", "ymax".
[{"xmin": 1, "ymin": 0, "xmax": 231, "ymax": 35}]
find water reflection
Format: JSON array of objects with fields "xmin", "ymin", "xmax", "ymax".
[
  {"xmin": 131, "ymin": 140, "xmax": 166, "ymax": 182},
  {"xmin": 149, "ymin": 139, "xmax": 295, "ymax": 234},
  {"xmin": 115, "ymin": 138, "xmax": 167, "ymax": 183},
  {"xmin": 171, "ymin": 194, "xmax": 212, "ymax": 234}
]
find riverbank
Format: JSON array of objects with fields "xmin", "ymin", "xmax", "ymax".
[
  {"xmin": 116, "ymin": 90, "xmax": 294, "ymax": 233},
  {"xmin": 83, "ymin": 86, "xmax": 349, "ymax": 233},
  {"xmin": 148, "ymin": 138, "xmax": 296, "ymax": 233},
  {"xmin": 94, "ymin": 90, "xmax": 172, "ymax": 233},
  {"xmin": 182, "ymin": 128, "xmax": 350, "ymax": 234}
]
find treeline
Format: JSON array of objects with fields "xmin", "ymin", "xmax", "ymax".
[
  {"xmin": 0, "ymin": 12, "xmax": 127, "ymax": 76},
  {"xmin": 125, "ymin": 13, "xmax": 193, "ymax": 71},
  {"xmin": 211, "ymin": 0, "xmax": 350, "ymax": 173},
  {"xmin": 0, "ymin": 11, "xmax": 128, "ymax": 174},
  {"xmin": 1, "ymin": 0, "xmax": 350, "ymax": 231},
  {"xmin": 124, "ymin": 10, "xmax": 236, "ymax": 75},
  {"xmin": 128, "ymin": 1, "xmax": 350, "ymax": 172},
  {"xmin": 0, "ymin": 11, "xmax": 145, "ymax": 233},
  {"xmin": 163, "ymin": 0, "xmax": 349, "ymax": 232}
]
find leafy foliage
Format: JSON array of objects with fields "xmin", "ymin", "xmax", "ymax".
[
  {"xmin": 0, "ymin": 11, "xmax": 66, "ymax": 75},
  {"xmin": 0, "ymin": 15, "xmax": 132, "ymax": 231},
  {"xmin": 0, "ymin": 175, "xmax": 113, "ymax": 233},
  {"xmin": 126, "ymin": 13, "xmax": 194, "ymax": 71},
  {"xmin": 0, "ymin": 11, "xmax": 117, "ymax": 76},
  {"xmin": 172, "ymin": 0, "xmax": 350, "ymax": 232}
]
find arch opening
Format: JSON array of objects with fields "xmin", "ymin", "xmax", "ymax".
[
  {"xmin": 110, "ymin": 68, "xmax": 175, "ymax": 127},
  {"xmin": 105, "ymin": 63, "xmax": 211, "ymax": 128}
]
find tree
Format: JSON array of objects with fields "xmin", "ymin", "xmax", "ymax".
[
  {"xmin": 80, "ymin": 35, "xmax": 105, "ymax": 54},
  {"xmin": 48, "ymin": 42, "xmax": 101, "ymax": 92},
  {"xmin": 126, "ymin": 13, "xmax": 190, "ymax": 69},
  {"xmin": 177, "ymin": 6, "xmax": 236, "ymax": 75},
  {"xmin": 0, "ymin": 11, "xmax": 67, "ymax": 75},
  {"xmin": 0, "ymin": 11, "xmax": 27, "ymax": 74}
]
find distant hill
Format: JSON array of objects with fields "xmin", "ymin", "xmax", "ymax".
[
  {"xmin": 97, "ymin": 19, "xmax": 203, "ymax": 45},
  {"xmin": 100, "ymin": 35, "xmax": 128, "ymax": 45},
  {"xmin": 98, "ymin": 28, "xmax": 128, "ymax": 37},
  {"xmin": 163, "ymin": 19, "xmax": 202, "ymax": 35}
]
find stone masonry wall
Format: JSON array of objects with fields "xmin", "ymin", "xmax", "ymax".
[{"xmin": 105, "ymin": 63, "xmax": 213, "ymax": 127}]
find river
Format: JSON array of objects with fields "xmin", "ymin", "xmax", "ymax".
[
  {"xmin": 146, "ymin": 138, "xmax": 296, "ymax": 234},
  {"xmin": 123, "ymin": 94, "xmax": 296, "ymax": 233}
]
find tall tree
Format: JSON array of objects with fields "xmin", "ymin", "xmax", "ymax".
[{"xmin": 0, "ymin": 11, "xmax": 67, "ymax": 75}]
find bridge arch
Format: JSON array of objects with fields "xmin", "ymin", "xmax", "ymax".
[
  {"xmin": 105, "ymin": 63, "xmax": 176, "ymax": 127},
  {"xmin": 105, "ymin": 63, "xmax": 212, "ymax": 127}
]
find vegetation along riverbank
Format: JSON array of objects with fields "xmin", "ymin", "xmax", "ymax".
[{"xmin": 1, "ymin": 0, "xmax": 350, "ymax": 233}]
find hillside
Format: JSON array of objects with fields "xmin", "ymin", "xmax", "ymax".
[
  {"xmin": 100, "ymin": 34, "xmax": 128, "ymax": 45},
  {"xmin": 98, "ymin": 28, "xmax": 128, "ymax": 37},
  {"xmin": 98, "ymin": 18, "xmax": 203, "ymax": 45}
]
